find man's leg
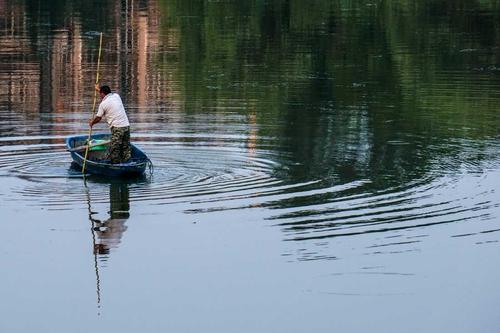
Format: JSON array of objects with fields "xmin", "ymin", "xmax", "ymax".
[
  {"xmin": 107, "ymin": 127, "xmax": 122, "ymax": 164},
  {"xmin": 120, "ymin": 127, "xmax": 131, "ymax": 162}
]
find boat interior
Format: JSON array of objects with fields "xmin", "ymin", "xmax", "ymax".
[{"xmin": 71, "ymin": 137, "xmax": 110, "ymax": 161}]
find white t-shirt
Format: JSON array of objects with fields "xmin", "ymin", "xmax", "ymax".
[{"xmin": 96, "ymin": 93, "xmax": 130, "ymax": 128}]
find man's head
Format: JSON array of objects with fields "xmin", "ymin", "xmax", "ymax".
[{"xmin": 99, "ymin": 85, "xmax": 111, "ymax": 98}]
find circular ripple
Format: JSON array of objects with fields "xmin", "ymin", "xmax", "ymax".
[
  {"xmin": 0, "ymin": 137, "xmax": 288, "ymax": 209},
  {"xmin": 1, "ymin": 134, "xmax": 499, "ymax": 257}
]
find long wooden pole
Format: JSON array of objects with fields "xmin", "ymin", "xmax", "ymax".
[{"xmin": 82, "ymin": 32, "xmax": 104, "ymax": 175}]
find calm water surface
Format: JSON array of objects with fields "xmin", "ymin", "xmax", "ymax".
[{"xmin": 1, "ymin": 1, "xmax": 499, "ymax": 332}]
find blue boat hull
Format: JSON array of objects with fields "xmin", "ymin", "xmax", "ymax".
[{"xmin": 66, "ymin": 134, "xmax": 149, "ymax": 177}]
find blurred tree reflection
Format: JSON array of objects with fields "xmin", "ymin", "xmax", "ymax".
[{"xmin": 159, "ymin": 0, "xmax": 499, "ymax": 186}]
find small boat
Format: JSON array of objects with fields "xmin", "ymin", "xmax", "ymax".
[{"xmin": 66, "ymin": 134, "xmax": 151, "ymax": 177}]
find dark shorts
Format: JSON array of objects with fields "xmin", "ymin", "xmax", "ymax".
[{"xmin": 107, "ymin": 126, "xmax": 131, "ymax": 163}]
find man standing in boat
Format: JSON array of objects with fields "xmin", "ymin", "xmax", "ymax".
[{"xmin": 89, "ymin": 85, "xmax": 131, "ymax": 164}]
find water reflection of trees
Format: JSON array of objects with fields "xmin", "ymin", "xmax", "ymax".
[
  {"xmin": 160, "ymin": 0, "xmax": 499, "ymax": 186},
  {"xmin": 0, "ymin": 0, "xmax": 173, "ymax": 121},
  {"xmin": 1, "ymin": 0, "xmax": 499, "ymax": 185}
]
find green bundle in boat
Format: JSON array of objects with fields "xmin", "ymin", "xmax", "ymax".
[{"xmin": 87, "ymin": 139, "xmax": 108, "ymax": 151}]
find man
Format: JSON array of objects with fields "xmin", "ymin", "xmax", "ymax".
[{"xmin": 89, "ymin": 85, "xmax": 131, "ymax": 163}]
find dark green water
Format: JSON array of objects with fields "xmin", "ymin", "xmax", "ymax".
[{"xmin": 1, "ymin": 1, "xmax": 499, "ymax": 332}]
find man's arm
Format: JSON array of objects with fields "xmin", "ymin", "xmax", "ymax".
[{"xmin": 89, "ymin": 116, "xmax": 102, "ymax": 128}]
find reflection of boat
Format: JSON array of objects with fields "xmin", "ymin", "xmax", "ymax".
[{"xmin": 66, "ymin": 134, "xmax": 150, "ymax": 177}]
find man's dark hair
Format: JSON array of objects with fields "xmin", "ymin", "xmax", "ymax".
[{"xmin": 100, "ymin": 85, "xmax": 111, "ymax": 95}]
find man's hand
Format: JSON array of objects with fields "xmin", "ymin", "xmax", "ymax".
[
  {"xmin": 89, "ymin": 116, "xmax": 102, "ymax": 128},
  {"xmin": 95, "ymin": 83, "xmax": 100, "ymax": 92}
]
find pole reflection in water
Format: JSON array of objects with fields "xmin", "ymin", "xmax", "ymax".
[{"xmin": 85, "ymin": 181, "xmax": 130, "ymax": 313}]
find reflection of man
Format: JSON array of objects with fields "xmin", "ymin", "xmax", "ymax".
[
  {"xmin": 93, "ymin": 183, "xmax": 130, "ymax": 255},
  {"xmin": 88, "ymin": 85, "xmax": 131, "ymax": 164}
]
